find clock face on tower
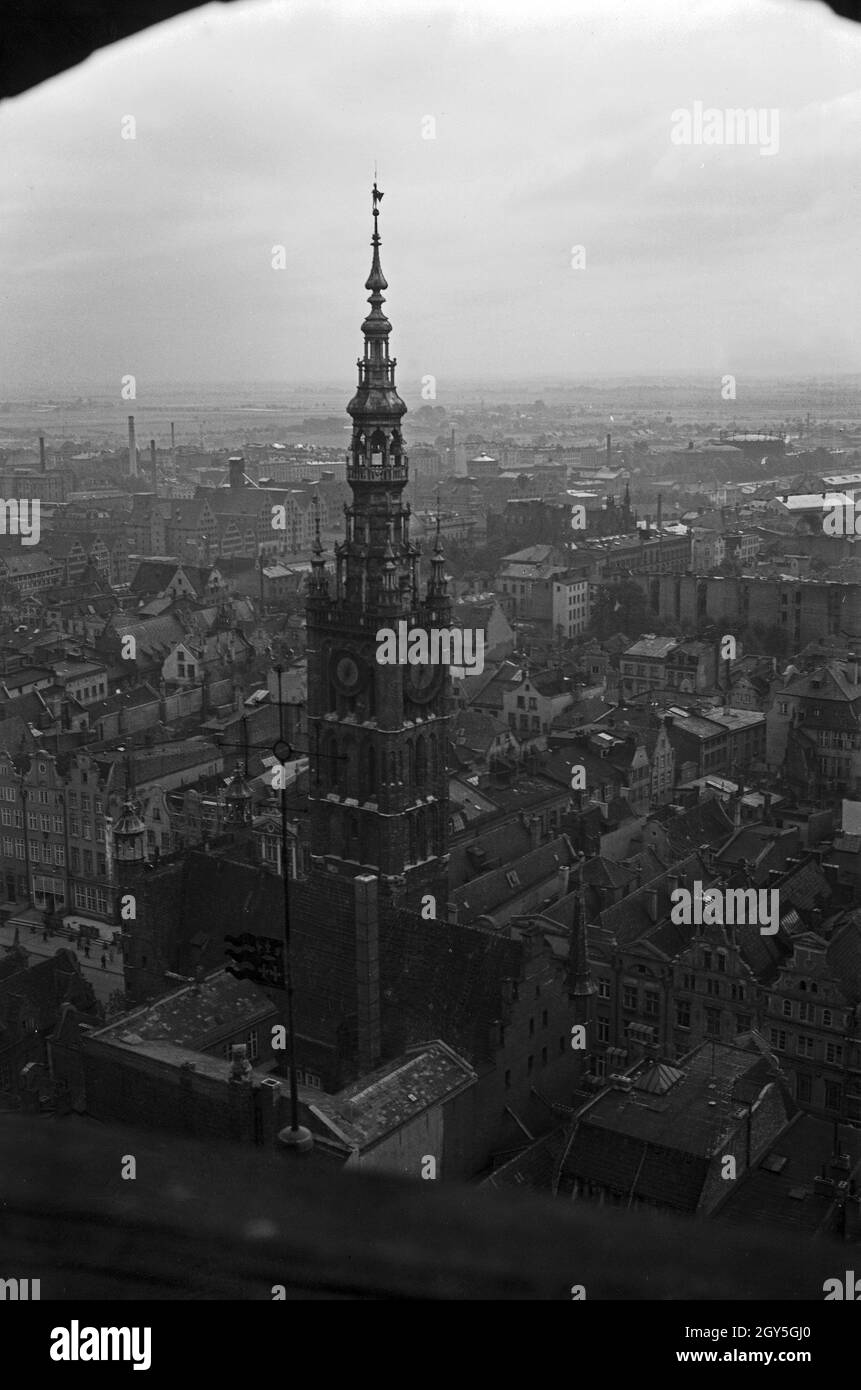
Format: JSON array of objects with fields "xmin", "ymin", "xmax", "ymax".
[
  {"xmin": 404, "ymin": 662, "xmax": 444, "ymax": 704},
  {"xmin": 330, "ymin": 648, "xmax": 369, "ymax": 696}
]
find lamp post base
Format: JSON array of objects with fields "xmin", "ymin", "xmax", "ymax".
[{"xmin": 277, "ymin": 1124, "xmax": 314, "ymax": 1154}]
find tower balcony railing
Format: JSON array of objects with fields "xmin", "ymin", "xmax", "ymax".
[
  {"xmin": 347, "ymin": 460, "xmax": 408, "ymax": 484},
  {"xmin": 356, "ymin": 360, "xmax": 397, "ymax": 387}
]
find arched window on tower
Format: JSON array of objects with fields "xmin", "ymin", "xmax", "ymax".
[
  {"xmin": 367, "ymin": 745, "xmax": 376, "ymax": 795},
  {"xmin": 329, "ymin": 808, "xmax": 344, "ymax": 859},
  {"xmin": 370, "ymin": 429, "xmax": 385, "ymax": 473},
  {"xmin": 324, "ymin": 733, "xmax": 340, "ymax": 792},
  {"xmin": 364, "ymin": 819, "xmax": 379, "ymax": 867},
  {"xmin": 343, "ymin": 738, "xmax": 358, "ymax": 799}
]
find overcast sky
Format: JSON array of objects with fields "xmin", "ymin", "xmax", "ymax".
[{"xmin": 1, "ymin": 0, "xmax": 859, "ymax": 391}]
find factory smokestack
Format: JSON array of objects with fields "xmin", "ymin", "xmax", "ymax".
[
  {"xmin": 606, "ymin": 432, "xmax": 611, "ymax": 468},
  {"xmin": 657, "ymin": 493, "xmax": 663, "ymax": 532},
  {"xmin": 150, "ymin": 439, "xmax": 158, "ymax": 497},
  {"xmin": 38, "ymin": 436, "xmax": 46, "ymax": 474},
  {"xmin": 128, "ymin": 416, "xmax": 138, "ymax": 477}
]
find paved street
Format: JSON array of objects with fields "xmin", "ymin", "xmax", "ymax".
[{"xmin": 0, "ymin": 920, "xmax": 124, "ymax": 1007}]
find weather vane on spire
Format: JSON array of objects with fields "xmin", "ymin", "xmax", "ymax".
[{"xmin": 372, "ymin": 177, "xmax": 384, "ymax": 230}]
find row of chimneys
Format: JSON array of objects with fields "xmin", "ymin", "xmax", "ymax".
[{"xmin": 127, "ymin": 415, "xmax": 174, "ymax": 494}]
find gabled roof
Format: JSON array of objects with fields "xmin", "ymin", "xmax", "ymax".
[
  {"xmin": 448, "ymin": 821, "xmax": 534, "ymax": 889},
  {"xmin": 452, "ymin": 835, "xmax": 579, "ymax": 923},
  {"xmin": 559, "ymin": 1043, "xmax": 786, "ymax": 1211},
  {"xmin": 653, "ymin": 799, "xmax": 735, "ymax": 858},
  {"xmin": 716, "ymin": 1112, "xmax": 861, "ymax": 1236},
  {"xmin": 779, "ymin": 663, "xmax": 861, "ymax": 705},
  {"xmin": 825, "ymin": 915, "xmax": 861, "ymax": 1005}
]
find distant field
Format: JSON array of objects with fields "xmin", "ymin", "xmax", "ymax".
[{"xmin": 1, "ymin": 376, "xmax": 860, "ymax": 452}]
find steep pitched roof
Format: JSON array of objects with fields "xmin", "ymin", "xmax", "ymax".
[{"xmin": 452, "ymin": 836, "xmax": 578, "ymax": 923}]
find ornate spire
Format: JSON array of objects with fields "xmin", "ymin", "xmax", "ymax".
[
  {"xmin": 113, "ymin": 798, "xmax": 146, "ymax": 864},
  {"xmin": 362, "ymin": 181, "xmax": 392, "ymax": 339},
  {"xmin": 309, "ymin": 492, "xmax": 328, "ymax": 595},
  {"xmin": 346, "ymin": 181, "xmax": 407, "ymax": 482},
  {"xmin": 427, "ymin": 488, "xmax": 448, "ymax": 601},
  {"xmin": 224, "ymin": 760, "xmax": 253, "ymax": 826},
  {"xmin": 568, "ymin": 863, "xmax": 595, "ymax": 999}
]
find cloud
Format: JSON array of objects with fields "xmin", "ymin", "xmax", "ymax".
[{"xmin": 0, "ymin": 0, "xmax": 859, "ymax": 389}]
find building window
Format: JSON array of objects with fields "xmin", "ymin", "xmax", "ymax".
[
  {"xmin": 797, "ymin": 1074, "xmax": 812, "ymax": 1105},
  {"xmin": 782, "ymin": 999, "xmax": 792, "ymax": 1017},
  {"xmin": 798, "ymin": 1001, "xmax": 815, "ymax": 1023},
  {"xmin": 705, "ymin": 1008, "xmax": 721, "ymax": 1038},
  {"xmin": 597, "ymin": 978, "xmax": 610, "ymax": 999},
  {"xmin": 542, "ymin": 1010, "xmax": 548, "ymax": 1028},
  {"xmin": 247, "ymin": 1030, "xmax": 259, "ymax": 1061},
  {"xmin": 541, "ymin": 1046, "xmax": 548, "ymax": 1067},
  {"xmin": 527, "ymin": 1055, "xmax": 534, "ymax": 1075},
  {"xmin": 504, "ymin": 1069, "xmax": 511, "ymax": 1089},
  {"xmin": 529, "ymin": 1017, "xmax": 534, "ymax": 1037},
  {"xmin": 622, "ymin": 986, "xmax": 637, "ymax": 1010},
  {"xmin": 823, "ymin": 1009, "xmax": 833, "ymax": 1028},
  {"xmin": 826, "ymin": 1042, "xmax": 843, "ymax": 1065},
  {"xmin": 825, "ymin": 1081, "xmax": 842, "ymax": 1111},
  {"xmin": 644, "ymin": 992, "xmax": 659, "ymax": 1018},
  {"xmin": 597, "ymin": 1018, "xmax": 610, "ymax": 1043},
  {"xmin": 796, "ymin": 1035, "xmax": 815, "ymax": 1059}
]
